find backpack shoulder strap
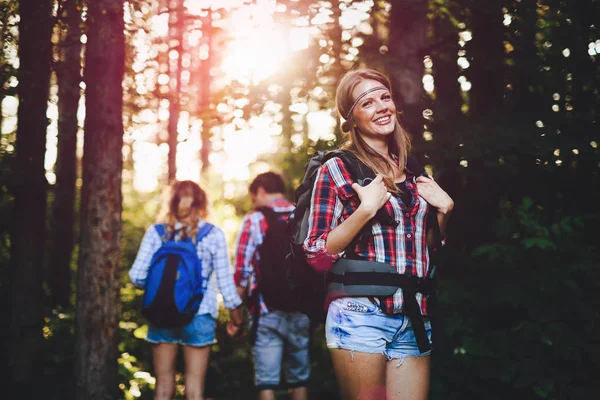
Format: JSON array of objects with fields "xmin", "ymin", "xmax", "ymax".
[
  {"xmin": 153, "ymin": 223, "xmax": 168, "ymax": 242},
  {"xmin": 331, "ymin": 150, "xmax": 375, "ymax": 186},
  {"xmin": 405, "ymin": 155, "xmax": 443, "ymax": 261},
  {"xmin": 196, "ymin": 222, "xmax": 215, "ymax": 243},
  {"xmin": 255, "ymin": 206, "xmax": 278, "ymax": 222},
  {"xmin": 329, "ymin": 149, "xmax": 395, "ymax": 226}
]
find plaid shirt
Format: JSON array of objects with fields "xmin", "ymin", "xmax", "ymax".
[
  {"xmin": 129, "ymin": 221, "xmax": 242, "ymax": 319},
  {"xmin": 233, "ymin": 198, "xmax": 295, "ymax": 315},
  {"xmin": 303, "ymin": 156, "xmax": 432, "ymax": 315}
]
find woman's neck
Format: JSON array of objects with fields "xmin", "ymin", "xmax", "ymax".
[{"xmin": 362, "ymin": 136, "xmax": 389, "ymax": 157}]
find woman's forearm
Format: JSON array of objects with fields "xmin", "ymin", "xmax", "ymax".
[
  {"xmin": 325, "ymin": 205, "xmax": 374, "ymax": 255},
  {"xmin": 436, "ymin": 201, "xmax": 453, "ymax": 236}
]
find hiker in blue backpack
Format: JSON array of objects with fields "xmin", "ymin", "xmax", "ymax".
[
  {"xmin": 231, "ymin": 172, "xmax": 311, "ymax": 400},
  {"xmin": 303, "ymin": 68, "xmax": 454, "ymax": 400},
  {"xmin": 129, "ymin": 180, "xmax": 244, "ymax": 400}
]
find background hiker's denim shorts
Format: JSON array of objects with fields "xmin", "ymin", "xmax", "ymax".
[
  {"xmin": 251, "ymin": 311, "xmax": 311, "ymax": 390},
  {"xmin": 146, "ymin": 313, "xmax": 216, "ymax": 347},
  {"xmin": 325, "ymin": 297, "xmax": 431, "ymax": 360}
]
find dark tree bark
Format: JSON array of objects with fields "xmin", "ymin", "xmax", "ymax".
[
  {"xmin": 8, "ymin": 0, "xmax": 53, "ymax": 395},
  {"xmin": 167, "ymin": 0, "xmax": 184, "ymax": 182},
  {"xmin": 432, "ymin": 11, "xmax": 462, "ymax": 122},
  {"xmin": 330, "ymin": 0, "xmax": 343, "ymax": 141},
  {"xmin": 465, "ymin": 1, "xmax": 505, "ymax": 116},
  {"xmin": 74, "ymin": 0, "xmax": 124, "ymax": 398},
  {"xmin": 387, "ymin": 0, "xmax": 429, "ymax": 144},
  {"xmin": 510, "ymin": 0, "xmax": 538, "ymax": 115},
  {"xmin": 48, "ymin": 0, "xmax": 83, "ymax": 309}
]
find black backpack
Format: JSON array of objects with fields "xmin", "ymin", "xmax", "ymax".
[
  {"xmin": 248, "ymin": 205, "xmax": 326, "ymax": 343},
  {"xmin": 253, "ymin": 206, "xmax": 298, "ymax": 312},
  {"xmin": 248, "ymin": 151, "xmax": 366, "ymax": 330},
  {"xmin": 284, "ymin": 150, "xmax": 443, "ymax": 324}
]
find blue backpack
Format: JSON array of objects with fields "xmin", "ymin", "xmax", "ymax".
[{"xmin": 142, "ymin": 223, "xmax": 214, "ymax": 328}]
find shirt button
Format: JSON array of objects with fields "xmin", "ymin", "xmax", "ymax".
[
  {"xmin": 405, "ymin": 213, "xmax": 410, "ymax": 217},
  {"xmin": 407, "ymin": 255, "xmax": 412, "ymax": 260},
  {"xmin": 406, "ymin": 233, "xmax": 412, "ymax": 238}
]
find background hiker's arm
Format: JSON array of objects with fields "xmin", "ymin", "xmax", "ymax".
[{"xmin": 128, "ymin": 226, "xmax": 161, "ymax": 288}]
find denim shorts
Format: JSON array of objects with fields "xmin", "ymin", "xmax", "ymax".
[
  {"xmin": 251, "ymin": 311, "xmax": 311, "ymax": 390},
  {"xmin": 325, "ymin": 297, "xmax": 431, "ymax": 360},
  {"xmin": 146, "ymin": 313, "xmax": 216, "ymax": 347}
]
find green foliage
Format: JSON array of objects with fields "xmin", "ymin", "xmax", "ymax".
[{"xmin": 432, "ymin": 197, "xmax": 600, "ymax": 400}]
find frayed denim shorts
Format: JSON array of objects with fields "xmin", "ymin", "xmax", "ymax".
[
  {"xmin": 325, "ymin": 297, "xmax": 431, "ymax": 360},
  {"xmin": 146, "ymin": 313, "xmax": 216, "ymax": 347}
]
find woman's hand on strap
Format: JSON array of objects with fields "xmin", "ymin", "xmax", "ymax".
[
  {"xmin": 416, "ymin": 176, "xmax": 454, "ymax": 214},
  {"xmin": 351, "ymin": 175, "xmax": 392, "ymax": 218}
]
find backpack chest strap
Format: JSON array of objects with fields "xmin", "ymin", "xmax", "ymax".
[{"xmin": 327, "ymin": 258, "xmax": 436, "ymax": 354}]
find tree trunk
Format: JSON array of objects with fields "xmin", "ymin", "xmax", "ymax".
[
  {"xmin": 74, "ymin": 0, "xmax": 124, "ymax": 398},
  {"xmin": 167, "ymin": 0, "xmax": 184, "ymax": 182},
  {"xmin": 432, "ymin": 10, "xmax": 462, "ymax": 122},
  {"xmin": 330, "ymin": 0, "xmax": 343, "ymax": 141},
  {"xmin": 9, "ymin": 0, "xmax": 53, "ymax": 395},
  {"xmin": 49, "ymin": 0, "xmax": 83, "ymax": 309},
  {"xmin": 200, "ymin": 11, "xmax": 212, "ymax": 174},
  {"xmin": 387, "ymin": 0, "xmax": 428, "ymax": 145},
  {"xmin": 510, "ymin": 0, "xmax": 538, "ymax": 115},
  {"xmin": 466, "ymin": 2, "xmax": 505, "ymax": 116}
]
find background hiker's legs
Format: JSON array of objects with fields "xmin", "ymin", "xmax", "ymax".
[
  {"xmin": 385, "ymin": 355, "xmax": 430, "ymax": 400},
  {"xmin": 253, "ymin": 312, "xmax": 285, "ymax": 400},
  {"xmin": 283, "ymin": 312, "xmax": 310, "ymax": 400},
  {"xmin": 330, "ymin": 349, "xmax": 387, "ymax": 400},
  {"xmin": 258, "ymin": 389, "xmax": 277, "ymax": 400},
  {"xmin": 290, "ymin": 386, "xmax": 308, "ymax": 400},
  {"xmin": 152, "ymin": 343, "xmax": 178, "ymax": 400},
  {"xmin": 183, "ymin": 345, "xmax": 211, "ymax": 400}
]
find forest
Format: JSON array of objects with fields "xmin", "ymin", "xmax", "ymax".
[{"xmin": 1, "ymin": 0, "xmax": 599, "ymax": 399}]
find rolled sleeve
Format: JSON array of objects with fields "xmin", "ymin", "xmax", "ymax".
[
  {"xmin": 303, "ymin": 159, "xmax": 349, "ymax": 272},
  {"xmin": 129, "ymin": 225, "xmax": 161, "ymax": 288},
  {"xmin": 233, "ymin": 215, "xmax": 258, "ymax": 288}
]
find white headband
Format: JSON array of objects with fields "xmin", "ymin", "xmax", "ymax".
[{"xmin": 345, "ymin": 86, "xmax": 389, "ymax": 120}]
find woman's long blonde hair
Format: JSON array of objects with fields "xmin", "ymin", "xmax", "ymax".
[
  {"xmin": 336, "ymin": 68, "xmax": 411, "ymax": 192},
  {"xmin": 157, "ymin": 180, "xmax": 208, "ymax": 242}
]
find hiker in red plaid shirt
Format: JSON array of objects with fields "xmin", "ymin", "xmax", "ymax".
[
  {"xmin": 231, "ymin": 172, "xmax": 310, "ymax": 400},
  {"xmin": 303, "ymin": 68, "xmax": 454, "ymax": 400}
]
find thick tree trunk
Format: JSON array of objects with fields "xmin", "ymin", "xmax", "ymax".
[
  {"xmin": 387, "ymin": 0, "xmax": 428, "ymax": 144},
  {"xmin": 49, "ymin": 0, "xmax": 83, "ymax": 309},
  {"xmin": 8, "ymin": 0, "xmax": 53, "ymax": 395},
  {"xmin": 505, "ymin": 0, "xmax": 538, "ymax": 117},
  {"xmin": 432, "ymin": 12, "xmax": 462, "ymax": 122},
  {"xmin": 466, "ymin": 2, "xmax": 505, "ymax": 116},
  {"xmin": 74, "ymin": 0, "xmax": 124, "ymax": 398},
  {"xmin": 330, "ymin": 0, "xmax": 343, "ymax": 141},
  {"xmin": 167, "ymin": 0, "xmax": 184, "ymax": 182}
]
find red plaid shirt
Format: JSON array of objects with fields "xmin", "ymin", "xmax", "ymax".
[
  {"xmin": 303, "ymin": 156, "xmax": 432, "ymax": 315},
  {"xmin": 233, "ymin": 198, "xmax": 294, "ymax": 315}
]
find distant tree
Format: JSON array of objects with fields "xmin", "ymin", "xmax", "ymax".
[
  {"xmin": 48, "ymin": 0, "xmax": 83, "ymax": 309},
  {"xmin": 166, "ymin": 0, "xmax": 184, "ymax": 182},
  {"xmin": 74, "ymin": 0, "xmax": 125, "ymax": 398},
  {"xmin": 0, "ymin": 1, "xmax": 18, "ymax": 135},
  {"xmin": 386, "ymin": 0, "xmax": 428, "ymax": 147},
  {"xmin": 8, "ymin": 0, "xmax": 54, "ymax": 395},
  {"xmin": 199, "ymin": 10, "xmax": 213, "ymax": 174},
  {"xmin": 464, "ymin": 0, "xmax": 505, "ymax": 117}
]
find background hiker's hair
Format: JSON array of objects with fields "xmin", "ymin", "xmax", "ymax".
[
  {"xmin": 249, "ymin": 171, "xmax": 285, "ymax": 195},
  {"xmin": 157, "ymin": 180, "xmax": 208, "ymax": 242},
  {"xmin": 335, "ymin": 68, "xmax": 411, "ymax": 193}
]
